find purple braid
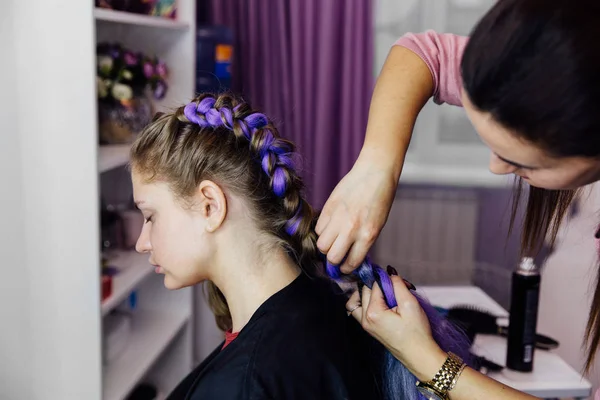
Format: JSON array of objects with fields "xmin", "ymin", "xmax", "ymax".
[
  {"xmin": 327, "ymin": 259, "xmax": 472, "ymax": 400},
  {"xmin": 182, "ymin": 94, "xmax": 471, "ymax": 400},
  {"xmin": 184, "ymin": 97, "xmax": 300, "ymax": 234}
]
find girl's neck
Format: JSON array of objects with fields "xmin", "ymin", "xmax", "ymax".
[{"xmin": 211, "ymin": 240, "xmax": 301, "ymax": 333}]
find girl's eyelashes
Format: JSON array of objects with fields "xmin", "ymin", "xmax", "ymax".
[{"xmin": 144, "ymin": 215, "xmax": 153, "ymax": 223}]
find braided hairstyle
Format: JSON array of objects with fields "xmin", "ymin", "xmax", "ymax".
[
  {"xmin": 130, "ymin": 93, "xmax": 320, "ymax": 330},
  {"xmin": 131, "ymin": 93, "xmax": 472, "ymax": 400}
]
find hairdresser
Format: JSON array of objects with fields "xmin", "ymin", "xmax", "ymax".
[{"xmin": 316, "ymin": 0, "xmax": 600, "ymax": 399}]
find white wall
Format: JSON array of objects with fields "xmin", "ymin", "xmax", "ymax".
[
  {"xmin": 537, "ymin": 183, "xmax": 600, "ymax": 394},
  {"xmin": 0, "ymin": 3, "xmax": 32, "ymax": 399},
  {"xmin": 3, "ymin": 1, "xmax": 103, "ymax": 398}
]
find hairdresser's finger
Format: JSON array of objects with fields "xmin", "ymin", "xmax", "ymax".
[
  {"xmin": 366, "ymin": 282, "xmax": 392, "ymax": 317},
  {"xmin": 316, "ymin": 224, "xmax": 337, "ymax": 256},
  {"xmin": 360, "ymin": 283, "xmax": 372, "ymax": 312},
  {"xmin": 389, "ymin": 275, "xmax": 418, "ymax": 311},
  {"xmin": 326, "ymin": 232, "xmax": 354, "ymax": 267},
  {"xmin": 339, "ymin": 243, "xmax": 368, "ymax": 274},
  {"xmin": 346, "ymin": 291, "xmax": 363, "ymax": 323},
  {"xmin": 315, "ymin": 204, "xmax": 332, "ymax": 236}
]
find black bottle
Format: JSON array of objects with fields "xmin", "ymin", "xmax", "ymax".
[{"xmin": 506, "ymin": 257, "xmax": 541, "ymax": 372}]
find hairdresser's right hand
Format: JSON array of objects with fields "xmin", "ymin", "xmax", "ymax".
[
  {"xmin": 315, "ymin": 155, "xmax": 398, "ymax": 273},
  {"xmin": 347, "ymin": 276, "xmax": 448, "ymax": 382}
]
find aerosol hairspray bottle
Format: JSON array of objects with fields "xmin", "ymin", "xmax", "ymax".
[{"xmin": 506, "ymin": 257, "xmax": 541, "ymax": 372}]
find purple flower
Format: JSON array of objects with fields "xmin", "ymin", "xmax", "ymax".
[
  {"xmin": 143, "ymin": 62, "xmax": 154, "ymax": 78},
  {"xmin": 153, "ymin": 80, "xmax": 168, "ymax": 100},
  {"xmin": 109, "ymin": 45, "xmax": 120, "ymax": 59},
  {"xmin": 124, "ymin": 51, "xmax": 138, "ymax": 66},
  {"xmin": 156, "ymin": 62, "xmax": 168, "ymax": 78}
]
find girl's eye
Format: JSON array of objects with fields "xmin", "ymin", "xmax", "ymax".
[{"xmin": 144, "ymin": 216, "xmax": 153, "ymax": 223}]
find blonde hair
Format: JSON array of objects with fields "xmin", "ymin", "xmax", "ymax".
[{"xmin": 130, "ymin": 93, "xmax": 321, "ymax": 331}]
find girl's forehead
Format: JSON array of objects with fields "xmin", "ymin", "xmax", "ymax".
[{"xmin": 132, "ymin": 174, "xmax": 166, "ymax": 202}]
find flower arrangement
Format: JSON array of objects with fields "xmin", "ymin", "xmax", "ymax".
[
  {"xmin": 96, "ymin": 0, "xmax": 177, "ymax": 18},
  {"xmin": 96, "ymin": 0, "xmax": 154, "ymax": 16},
  {"xmin": 96, "ymin": 42, "xmax": 168, "ymax": 104},
  {"xmin": 150, "ymin": 0, "xmax": 177, "ymax": 18},
  {"xmin": 96, "ymin": 42, "xmax": 168, "ymax": 144}
]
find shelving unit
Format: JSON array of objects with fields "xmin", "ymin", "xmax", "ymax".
[
  {"xmin": 94, "ymin": 8, "xmax": 190, "ymax": 30},
  {"xmin": 95, "ymin": 3, "xmax": 197, "ymax": 399},
  {"xmin": 5, "ymin": 2, "xmax": 199, "ymax": 399},
  {"xmin": 99, "ymin": 144, "xmax": 132, "ymax": 173},
  {"xmin": 103, "ymin": 310, "xmax": 190, "ymax": 400},
  {"xmin": 101, "ymin": 250, "xmax": 153, "ymax": 315}
]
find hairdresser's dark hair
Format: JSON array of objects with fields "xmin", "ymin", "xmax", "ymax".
[
  {"xmin": 461, "ymin": 0, "xmax": 600, "ymax": 371},
  {"xmin": 131, "ymin": 92, "xmax": 472, "ymax": 399}
]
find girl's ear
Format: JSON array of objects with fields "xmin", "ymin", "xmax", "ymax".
[{"xmin": 196, "ymin": 180, "xmax": 227, "ymax": 232}]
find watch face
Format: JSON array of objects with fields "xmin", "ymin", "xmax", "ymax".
[{"xmin": 416, "ymin": 386, "xmax": 444, "ymax": 400}]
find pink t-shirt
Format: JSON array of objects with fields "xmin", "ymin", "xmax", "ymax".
[
  {"xmin": 395, "ymin": 30, "xmax": 600, "ymax": 400},
  {"xmin": 394, "ymin": 30, "xmax": 468, "ymax": 107}
]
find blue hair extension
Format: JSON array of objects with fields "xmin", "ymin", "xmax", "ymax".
[{"xmin": 328, "ymin": 259, "xmax": 472, "ymax": 400}]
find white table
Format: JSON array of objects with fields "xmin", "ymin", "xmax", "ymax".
[{"xmin": 419, "ymin": 285, "xmax": 593, "ymax": 399}]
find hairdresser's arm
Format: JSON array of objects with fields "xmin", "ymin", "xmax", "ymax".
[
  {"xmin": 316, "ymin": 32, "xmax": 468, "ymax": 273},
  {"xmin": 347, "ymin": 278, "xmax": 539, "ymax": 400},
  {"xmin": 315, "ymin": 45, "xmax": 433, "ymax": 271}
]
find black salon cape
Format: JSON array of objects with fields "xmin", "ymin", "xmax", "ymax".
[{"xmin": 166, "ymin": 273, "xmax": 384, "ymax": 400}]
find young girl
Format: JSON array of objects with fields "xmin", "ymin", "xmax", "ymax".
[{"xmin": 130, "ymin": 93, "xmax": 469, "ymax": 399}]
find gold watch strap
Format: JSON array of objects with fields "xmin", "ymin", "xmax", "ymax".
[{"xmin": 430, "ymin": 352, "xmax": 466, "ymax": 394}]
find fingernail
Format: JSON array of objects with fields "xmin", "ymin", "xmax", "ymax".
[
  {"xmin": 403, "ymin": 278, "xmax": 416, "ymax": 291},
  {"xmin": 386, "ymin": 265, "xmax": 398, "ymax": 276}
]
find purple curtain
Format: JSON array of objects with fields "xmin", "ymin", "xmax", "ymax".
[{"xmin": 208, "ymin": 0, "xmax": 374, "ymax": 207}]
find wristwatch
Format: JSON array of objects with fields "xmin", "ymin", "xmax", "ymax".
[{"xmin": 415, "ymin": 352, "xmax": 466, "ymax": 400}]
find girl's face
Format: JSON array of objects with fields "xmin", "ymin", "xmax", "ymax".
[
  {"xmin": 132, "ymin": 171, "xmax": 216, "ymax": 290},
  {"xmin": 462, "ymin": 92, "xmax": 600, "ymax": 190}
]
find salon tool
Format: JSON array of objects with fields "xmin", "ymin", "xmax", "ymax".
[
  {"xmin": 471, "ymin": 353, "xmax": 504, "ymax": 373},
  {"xmin": 447, "ymin": 305, "xmax": 558, "ymax": 350}
]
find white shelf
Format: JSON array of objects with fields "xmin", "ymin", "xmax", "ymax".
[
  {"xmin": 94, "ymin": 8, "xmax": 190, "ymax": 30},
  {"xmin": 99, "ymin": 144, "xmax": 131, "ymax": 173},
  {"xmin": 103, "ymin": 310, "xmax": 190, "ymax": 400},
  {"xmin": 102, "ymin": 251, "xmax": 154, "ymax": 316}
]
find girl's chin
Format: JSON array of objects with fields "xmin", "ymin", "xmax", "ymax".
[
  {"xmin": 163, "ymin": 274, "xmax": 183, "ymax": 290},
  {"xmin": 162, "ymin": 273, "xmax": 197, "ymax": 290}
]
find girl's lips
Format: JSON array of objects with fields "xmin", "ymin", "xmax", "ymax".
[{"xmin": 154, "ymin": 266, "xmax": 163, "ymax": 273}]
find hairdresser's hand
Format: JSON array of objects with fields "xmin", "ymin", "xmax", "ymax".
[
  {"xmin": 347, "ymin": 276, "xmax": 447, "ymax": 382},
  {"xmin": 315, "ymin": 156, "xmax": 398, "ymax": 273}
]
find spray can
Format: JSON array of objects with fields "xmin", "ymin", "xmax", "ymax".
[{"xmin": 506, "ymin": 257, "xmax": 541, "ymax": 372}]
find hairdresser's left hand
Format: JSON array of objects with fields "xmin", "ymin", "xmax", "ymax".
[{"xmin": 347, "ymin": 275, "xmax": 447, "ymax": 382}]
